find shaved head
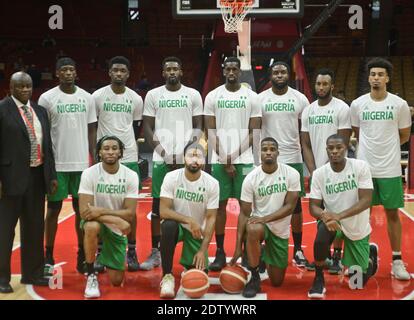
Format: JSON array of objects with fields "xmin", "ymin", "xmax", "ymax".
[{"xmin": 10, "ymin": 72, "xmax": 32, "ymax": 104}]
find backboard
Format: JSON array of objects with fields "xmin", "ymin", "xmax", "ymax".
[{"xmin": 173, "ymin": 0, "xmax": 304, "ymax": 19}]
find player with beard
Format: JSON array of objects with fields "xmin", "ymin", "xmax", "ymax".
[
  {"xmin": 258, "ymin": 61, "xmax": 310, "ymax": 268},
  {"xmin": 92, "ymin": 56, "xmax": 143, "ymax": 272},
  {"xmin": 301, "ymin": 68, "xmax": 351, "ymax": 274},
  {"xmin": 158, "ymin": 144, "xmax": 219, "ymax": 298},
  {"xmin": 79, "ymin": 135, "xmax": 139, "ymax": 298},
  {"xmin": 142, "ymin": 57, "xmax": 203, "ymax": 270},
  {"xmin": 230, "ymin": 137, "xmax": 301, "ymax": 298},
  {"xmin": 204, "ymin": 56, "xmax": 262, "ymax": 271}
]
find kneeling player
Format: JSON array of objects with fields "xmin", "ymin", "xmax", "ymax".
[
  {"xmin": 230, "ymin": 137, "xmax": 300, "ymax": 298},
  {"xmin": 308, "ymin": 134, "xmax": 378, "ymax": 299},
  {"xmin": 79, "ymin": 136, "xmax": 139, "ymax": 298},
  {"xmin": 159, "ymin": 144, "xmax": 219, "ymax": 298}
]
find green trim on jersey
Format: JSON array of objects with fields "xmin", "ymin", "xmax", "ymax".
[
  {"xmin": 336, "ymin": 231, "xmax": 370, "ymax": 273},
  {"xmin": 80, "ymin": 221, "xmax": 127, "ymax": 271},
  {"xmin": 286, "ymin": 163, "xmax": 305, "ymax": 197},
  {"xmin": 211, "ymin": 163, "xmax": 254, "ymax": 201},
  {"xmin": 122, "ymin": 161, "xmax": 142, "ymax": 190},
  {"xmin": 151, "ymin": 161, "xmax": 184, "ymax": 198},
  {"xmin": 263, "ymin": 225, "xmax": 289, "ymax": 269},
  {"xmin": 177, "ymin": 224, "xmax": 207, "ymax": 270},
  {"xmin": 48, "ymin": 172, "xmax": 82, "ymax": 201},
  {"xmin": 372, "ymin": 177, "xmax": 404, "ymax": 209}
]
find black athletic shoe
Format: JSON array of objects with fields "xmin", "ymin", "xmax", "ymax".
[
  {"xmin": 77, "ymin": 251, "xmax": 86, "ymax": 274},
  {"xmin": 308, "ymin": 276, "xmax": 326, "ymax": 299},
  {"xmin": 127, "ymin": 249, "xmax": 140, "ymax": 272},
  {"xmin": 209, "ymin": 248, "xmax": 226, "ymax": 271},
  {"xmin": 369, "ymin": 243, "xmax": 379, "ymax": 276},
  {"xmin": 242, "ymin": 274, "xmax": 261, "ymax": 298},
  {"xmin": 293, "ymin": 250, "xmax": 309, "ymax": 268},
  {"xmin": 328, "ymin": 256, "xmax": 343, "ymax": 275},
  {"xmin": 305, "ymin": 261, "xmax": 315, "ymax": 271}
]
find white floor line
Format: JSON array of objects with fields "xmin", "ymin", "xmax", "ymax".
[{"xmin": 399, "ymin": 207, "xmax": 414, "ymax": 222}]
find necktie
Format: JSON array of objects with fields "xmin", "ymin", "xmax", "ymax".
[{"xmin": 22, "ymin": 105, "xmax": 38, "ymax": 164}]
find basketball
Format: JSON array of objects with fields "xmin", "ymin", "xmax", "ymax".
[
  {"xmin": 180, "ymin": 269, "xmax": 210, "ymax": 299},
  {"xmin": 219, "ymin": 264, "xmax": 248, "ymax": 294}
]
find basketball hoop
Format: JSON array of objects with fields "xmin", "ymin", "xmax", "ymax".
[{"xmin": 219, "ymin": 0, "xmax": 253, "ymax": 33}]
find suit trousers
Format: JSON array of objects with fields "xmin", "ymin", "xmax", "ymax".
[{"xmin": 0, "ymin": 165, "xmax": 46, "ymax": 284}]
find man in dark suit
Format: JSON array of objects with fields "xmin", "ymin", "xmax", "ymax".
[{"xmin": 0, "ymin": 72, "xmax": 57, "ymax": 293}]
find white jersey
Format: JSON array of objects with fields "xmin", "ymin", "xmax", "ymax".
[
  {"xmin": 78, "ymin": 163, "xmax": 139, "ymax": 235},
  {"xmin": 310, "ymin": 158, "xmax": 373, "ymax": 241},
  {"xmin": 204, "ymin": 84, "xmax": 261, "ymax": 164},
  {"xmin": 93, "ymin": 85, "xmax": 143, "ymax": 163},
  {"xmin": 301, "ymin": 97, "xmax": 351, "ymax": 168},
  {"xmin": 241, "ymin": 164, "xmax": 300, "ymax": 239},
  {"xmin": 143, "ymin": 85, "xmax": 203, "ymax": 162},
  {"xmin": 259, "ymin": 87, "xmax": 309, "ymax": 163},
  {"xmin": 160, "ymin": 168, "xmax": 219, "ymax": 233},
  {"xmin": 350, "ymin": 93, "xmax": 412, "ymax": 178},
  {"xmin": 39, "ymin": 86, "xmax": 97, "ymax": 172}
]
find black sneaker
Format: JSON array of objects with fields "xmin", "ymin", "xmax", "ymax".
[
  {"xmin": 77, "ymin": 251, "xmax": 86, "ymax": 274},
  {"xmin": 328, "ymin": 256, "xmax": 343, "ymax": 275},
  {"xmin": 127, "ymin": 249, "xmax": 140, "ymax": 272},
  {"xmin": 209, "ymin": 248, "xmax": 226, "ymax": 271},
  {"xmin": 308, "ymin": 276, "xmax": 326, "ymax": 299},
  {"xmin": 305, "ymin": 261, "xmax": 315, "ymax": 271},
  {"xmin": 369, "ymin": 243, "xmax": 379, "ymax": 276},
  {"xmin": 242, "ymin": 274, "xmax": 261, "ymax": 298},
  {"xmin": 293, "ymin": 250, "xmax": 309, "ymax": 268}
]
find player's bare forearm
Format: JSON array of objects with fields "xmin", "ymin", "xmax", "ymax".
[
  {"xmin": 262, "ymin": 191, "xmax": 298, "ymax": 223},
  {"xmin": 309, "ymin": 198, "xmax": 324, "ymax": 219},
  {"xmin": 200, "ymin": 209, "xmax": 217, "ymax": 253},
  {"xmin": 399, "ymin": 127, "xmax": 411, "ymax": 145},
  {"xmin": 337, "ymin": 189, "xmax": 372, "ymax": 220},
  {"xmin": 88, "ymin": 122, "xmax": 97, "ymax": 163},
  {"xmin": 160, "ymin": 197, "xmax": 193, "ymax": 225},
  {"xmin": 300, "ymin": 132, "xmax": 316, "ymax": 175},
  {"xmin": 236, "ymin": 201, "xmax": 251, "ymax": 247}
]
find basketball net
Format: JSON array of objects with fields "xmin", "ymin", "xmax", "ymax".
[{"xmin": 219, "ymin": 0, "xmax": 253, "ymax": 33}]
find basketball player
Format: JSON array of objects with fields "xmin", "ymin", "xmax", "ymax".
[
  {"xmin": 142, "ymin": 56, "xmax": 203, "ymax": 270},
  {"xmin": 92, "ymin": 56, "xmax": 143, "ymax": 272},
  {"xmin": 39, "ymin": 57, "xmax": 97, "ymax": 276},
  {"xmin": 79, "ymin": 135, "xmax": 139, "ymax": 299},
  {"xmin": 204, "ymin": 56, "xmax": 261, "ymax": 271},
  {"xmin": 301, "ymin": 68, "xmax": 351, "ymax": 274},
  {"xmin": 350, "ymin": 58, "xmax": 411, "ymax": 280},
  {"xmin": 159, "ymin": 144, "xmax": 219, "ymax": 298},
  {"xmin": 230, "ymin": 137, "xmax": 300, "ymax": 298},
  {"xmin": 258, "ymin": 61, "xmax": 310, "ymax": 267},
  {"xmin": 308, "ymin": 134, "xmax": 378, "ymax": 299}
]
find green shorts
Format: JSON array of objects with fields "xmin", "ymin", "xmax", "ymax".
[
  {"xmin": 122, "ymin": 161, "xmax": 142, "ymax": 190},
  {"xmin": 81, "ymin": 220, "xmax": 127, "ymax": 271},
  {"xmin": 176, "ymin": 224, "xmax": 208, "ymax": 270},
  {"xmin": 212, "ymin": 163, "xmax": 254, "ymax": 201},
  {"xmin": 263, "ymin": 225, "xmax": 289, "ymax": 269},
  {"xmin": 287, "ymin": 163, "xmax": 305, "ymax": 197},
  {"xmin": 48, "ymin": 171, "xmax": 82, "ymax": 201},
  {"xmin": 152, "ymin": 161, "xmax": 183, "ymax": 198},
  {"xmin": 372, "ymin": 177, "xmax": 404, "ymax": 209},
  {"xmin": 336, "ymin": 230, "xmax": 370, "ymax": 273}
]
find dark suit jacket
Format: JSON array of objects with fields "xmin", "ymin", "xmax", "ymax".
[{"xmin": 0, "ymin": 96, "xmax": 56, "ymax": 195}]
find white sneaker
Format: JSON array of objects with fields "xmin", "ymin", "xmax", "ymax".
[
  {"xmin": 84, "ymin": 274, "xmax": 100, "ymax": 299},
  {"xmin": 391, "ymin": 260, "xmax": 411, "ymax": 281},
  {"xmin": 140, "ymin": 248, "xmax": 161, "ymax": 271},
  {"xmin": 160, "ymin": 274, "xmax": 175, "ymax": 298}
]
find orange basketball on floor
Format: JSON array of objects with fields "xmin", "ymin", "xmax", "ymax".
[
  {"xmin": 180, "ymin": 269, "xmax": 210, "ymax": 299},
  {"xmin": 219, "ymin": 264, "xmax": 248, "ymax": 294}
]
